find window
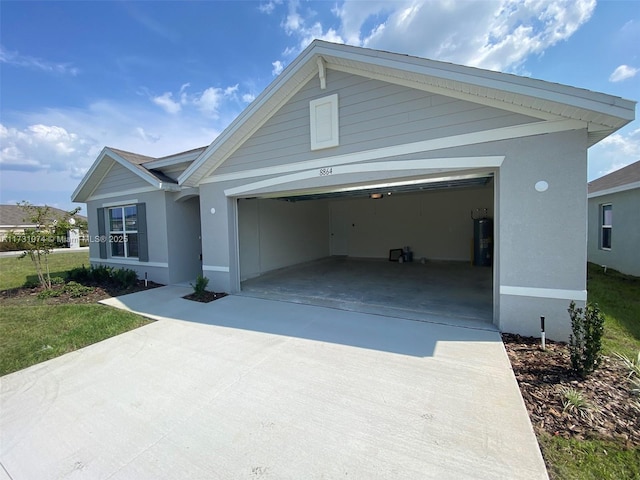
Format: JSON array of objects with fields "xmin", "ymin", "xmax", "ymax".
[
  {"xmin": 109, "ymin": 205, "xmax": 139, "ymax": 258},
  {"xmin": 601, "ymin": 204, "xmax": 612, "ymax": 250}
]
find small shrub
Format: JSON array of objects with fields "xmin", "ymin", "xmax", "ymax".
[
  {"xmin": 50, "ymin": 276, "xmax": 65, "ymax": 286},
  {"xmin": 112, "ymin": 268, "xmax": 138, "ymax": 289},
  {"xmin": 568, "ymin": 301, "xmax": 605, "ymax": 378},
  {"xmin": 64, "ymin": 281, "xmax": 94, "ymax": 298},
  {"xmin": 66, "ymin": 265, "xmax": 91, "ymax": 283},
  {"xmin": 615, "ymin": 351, "xmax": 640, "ymax": 410},
  {"xmin": 23, "ymin": 279, "xmax": 40, "ymax": 289},
  {"xmin": 37, "ymin": 288, "xmax": 62, "ymax": 299},
  {"xmin": 191, "ymin": 275, "xmax": 209, "ymax": 299},
  {"xmin": 561, "ymin": 386, "xmax": 595, "ymax": 421},
  {"xmin": 90, "ymin": 265, "xmax": 113, "ymax": 283}
]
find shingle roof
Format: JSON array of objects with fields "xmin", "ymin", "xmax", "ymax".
[
  {"xmin": 0, "ymin": 205, "xmax": 87, "ymax": 227},
  {"xmin": 588, "ymin": 160, "xmax": 640, "ymax": 194}
]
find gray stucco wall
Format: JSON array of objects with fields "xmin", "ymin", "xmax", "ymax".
[{"xmin": 588, "ymin": 188, "xmax": 640, "ymax": 277}]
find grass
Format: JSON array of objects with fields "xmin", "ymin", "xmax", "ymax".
[
  {"xmin": 540, "ymin": 435, "xmax": 640, "ymax": 480},
  {"xmin": 0, "ymin": 250, "xmax": 151, "ymax": 376},
  {"xmin": 587, "ymin": 263, "xmax": 640, "ymax": 359},
  {"xmin": 538, "ymin": 263, "xmax": 640, "ymax": 479},
  {"xmin": 0, "ymin": 251, "xmax": 90, "ymax": 290},
  {"xmin": 0, "ymin": 304, "xmax": 150, "ymax": 376}
]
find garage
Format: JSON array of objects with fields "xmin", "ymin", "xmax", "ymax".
[{"xmin": 236, "ymin": 174, "xmax": 495, "ymax": 323}]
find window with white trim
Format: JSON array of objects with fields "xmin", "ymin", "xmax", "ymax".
[
  {"xmin": 109, "ymin": 205, "xmax": 139, "ymax": 258},
  {"xmin": 601, "ymin": 204, "xmax": 612, "ymax": 250}
]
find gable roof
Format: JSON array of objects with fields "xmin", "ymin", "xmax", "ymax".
[
  {"xmin": 71, "ymin": 146, "xmax": 207, "ymax": 202},
  {"xmin": 0, "ymin": 204, "xmax": 86, "ymax": 228},
  {"xmin": 588, "ymin": 160, "xmax": 640, "ymax": 197},
  {"xmin": 178, "ymin": 40, "xmax": 636, "ymax": 187}
]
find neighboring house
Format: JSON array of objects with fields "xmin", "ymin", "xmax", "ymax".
[
  {"xmin": 587, "ymin": 160, "xmax": 640, "ymax": 277},
  {"xmin": 0, "ymin": 204, "xmax": 87, "ymax": 240},
  {"xmin": 72, "ymin": 41, "xmax": 636, "ymax": 340}
]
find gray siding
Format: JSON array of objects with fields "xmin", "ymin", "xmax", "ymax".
[
  {"xmin": 92, "ymin": 161, "xmax": 150, "ymax": 197},
  {"xmin": 216, "ymin": 70, "xmax": 538, "ymax": 175},
  {"xmin": 588, "ymin": 189, "xmax": 640, "ymax": 276}
]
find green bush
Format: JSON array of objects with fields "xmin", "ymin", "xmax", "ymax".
[
  {"xmin": 112, "ymin": 268, "xmax": 138, "ymax": 289},
  {"xmin": 64, "ymin": 281, "xmax": 94, "ymax": 298},
  {"xmin": 66, "ymin": 265, "xmax": 91, "ymax": 283},
  {"xmin": 568, "ymin": 301, "xmax": 605, "ymax": 378},
  {"xmin": 191, "ymin": 275, "xmax": 209, "ymax": 299},
  {"xmin": 90, "ymin": 265, "xmax": 113, "ymax": 283}
]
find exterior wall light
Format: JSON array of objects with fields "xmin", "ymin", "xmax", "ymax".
[{"xmin": 370, "ymin": 193, "xmax": 383, "ymax": 199}]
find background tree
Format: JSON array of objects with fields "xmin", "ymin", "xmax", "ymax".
[{"xmin": 17, "ymin": 201, "xmax": 82, "ymax": 289}]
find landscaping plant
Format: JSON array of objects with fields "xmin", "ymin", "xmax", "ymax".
[
  {"xmin": 568, "ymin": 301, "xmax": 605, "ymax": 378},
  {"xmin": 13, "ymin": 202, "xmax": 82, "ymax": 290},
  {"xmin": 191, "ymin": 274, "xmax": 209, "ymax": 299}
]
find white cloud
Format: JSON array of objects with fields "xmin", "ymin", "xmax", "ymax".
[
  {"xmin": 242, "ymin": 93, "xmax": 256, "ymax": 103},
  {"xmin": 152, "ymin": 92, "xmax": 182, "ymax": 114},
  {"xmin": 259, "ymin": 0, "xmax": 282, "ymax": 14},
  {"xmin": 0, "ymin": 44, "xmax": 79, "ymax": 76},
  {"xmin": 269, "ymin": 0, "xmax": 596, "ymax": 73},
  {"xmin": 588, "ymin": 127, "xmax": 640, "ymax": 180},
  {"xmin": 272, "ymin": 60, "xmax": 285, "ymax": 75},
  {"xmin": 195, "ymin": 87, "xmax": 224, "ymax": 117},
  {"xmin": 609, "ymin": 64, "xmax": 639, "ymax": 82}
]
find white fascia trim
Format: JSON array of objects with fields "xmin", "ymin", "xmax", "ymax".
[
  {"xmin": 588, "ymin": 181, "xmax": 640, "ymax": 198},
  {"xmin": 204, "ymin": 119, "xmax": 581, "ymax": 186},
  {"xmin": 72, "ymin": 148, "xmax": 112, "ymax": 202},
  {"xmin": 224, "ymin": 157, "xmax": 502, "ymax": 197},
  {"xmin": 500, "ymin": 285, "xmax": 587, "ymax": 301},
  {"xmin": 90, "ymin": 258, "xmax": 169, "ymax": 269},
  {"xmin": 87, "ymin": 187, "xmax": 158, "ymax": 202},
  {"xmin": 317, "ymin": 43, "xmax": 636, "ymax": 121},
  {"xmin": 203, "ymin": 265, "xmax": 230, "ymax": 273}
]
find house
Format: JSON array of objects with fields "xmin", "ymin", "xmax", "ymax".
[
  {"xmin": 0, "ymin": 204, "xmax": 87, "ymax": 243},
  {"xmin": 72, "ymin": 40, "xmax": 636, "ymax": 340},
  {"xmin": 587, "ymin": 160, "xmax": 640, "ymax": 277}
]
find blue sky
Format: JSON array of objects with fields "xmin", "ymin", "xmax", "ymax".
[{"xmin": 1, "ymin": 0, "xmax": 638, "ymax": 213}]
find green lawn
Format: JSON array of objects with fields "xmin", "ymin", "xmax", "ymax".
[
  {"xmin": 0, "ymin": 251, "xmax": 91, "ymax": 290},
  {"xmin": 0, "ymin": 251, "xmax": 152, "ymax": 376}
]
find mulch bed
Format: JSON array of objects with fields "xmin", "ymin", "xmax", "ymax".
[
  {"xmin": 0, "ymin": 280, "xmax": 163, "ymax": 305},
  {"xmin": 502, "ymin": 333, "xmax": 640, "ymax": 447},
  {"xmin": 182, "ymin": 291, "xmax": 228, "ymax": 303}
]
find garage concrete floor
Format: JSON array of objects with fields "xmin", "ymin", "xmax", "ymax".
[
  {"xmin": 1, "ymin": 288, "xmax": 548, "ymax": 479},
  {"xmin": 241, "ymin": 257, "xmax": 493, "ymax": 324}
]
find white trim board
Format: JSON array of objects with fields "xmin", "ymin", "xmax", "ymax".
[
  {"xmin": 588, "ymin": 181, "xmax": 640, "ymax": 198},
  {"xmin": 500, "ymin": 285, "xmax": 587, "ymax": 301},
  {"xmin": 88, "ymin": 187, "xmax": 158, "ymax": 202},
  {"xmin": 203, "ymin": 265, "xmax": 230, "ymax": 273},
  {"xmin": 90, "ymin": 258, "xmax": 169, "ymax": 269},
  {"xmin": 202, "ymin": 119, "xmax": 583, "ymax": 186},
  {"xmin": 224, "ymin": 157, "xmax": 501, "ymax": 197}
]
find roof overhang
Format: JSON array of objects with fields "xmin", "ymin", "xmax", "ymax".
[
  {"xmin": 178, "ymin": 40, "xmax": 636, "ymax": 188},
  {"xmin": 588, "ymin": 181, "xmax": 640, "ymax": 198},
  {"xmin": 71, "ymin": 147, "xmax": 180, "ymax": 203}
]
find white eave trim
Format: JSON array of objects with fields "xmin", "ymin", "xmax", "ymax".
[
  {"xmin": 143, "ymin": 150, "xmax": 203, "ymax": 169},
  {"xmin": 588, "ymin": 181, "xmax": 640, "ymax": 198}
]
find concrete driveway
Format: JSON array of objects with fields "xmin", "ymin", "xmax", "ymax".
[{"xmin": 0, "ymin": 287, "xmax": 548, "ymax": 479}]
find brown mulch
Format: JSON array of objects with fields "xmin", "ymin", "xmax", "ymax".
[
  {"xmin": 0, "ymin": 280, "xmax": 163, "ymax": 305},
  {"xmin": 182, "ymin": 291, "xmax": 228, "ymax": 303},
  {"xmin": 502, "ymin": 333, "xmax": 640, "ymax": 447}
]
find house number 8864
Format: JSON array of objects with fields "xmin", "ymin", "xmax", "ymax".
[{"xmin": 319, "ymin": 168, "xmax": 333, "ymax": 176}]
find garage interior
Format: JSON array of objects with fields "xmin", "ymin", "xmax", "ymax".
[{"xmin": 237, "ymin": 175, "xmax": 494, "ymax": 323}]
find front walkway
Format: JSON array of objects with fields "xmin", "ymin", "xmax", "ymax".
[{"xmin": 0, "ymin": 287, "xmax": 548, "ymax": 479}]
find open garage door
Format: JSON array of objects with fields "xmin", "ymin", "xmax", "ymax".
[{"xmin": 236, "ymin": 175, "xmax": 494, "ymax": 323}]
